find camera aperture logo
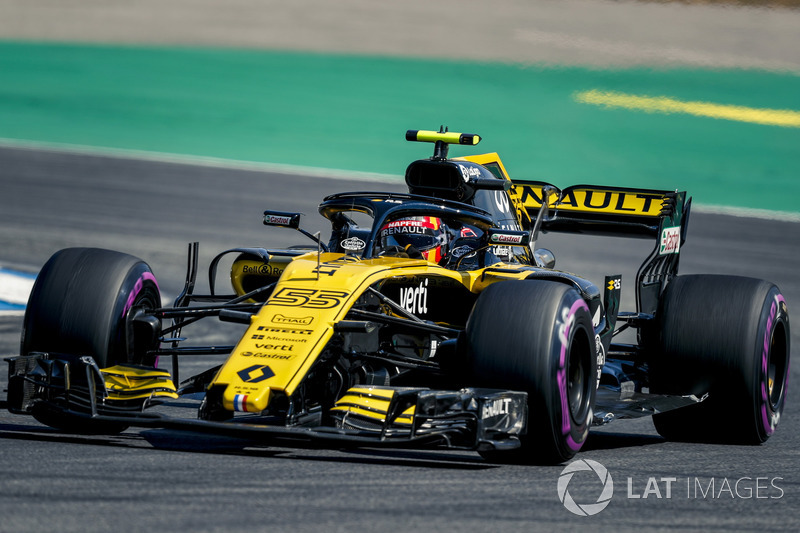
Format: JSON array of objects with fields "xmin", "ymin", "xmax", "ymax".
[
  {"xmin": 557, "ymin": 459, "xmax": 614, "ymax": 516},
  {"xmin": 557, "ymin": 459, "xmax": 785, "ymax": 516}
]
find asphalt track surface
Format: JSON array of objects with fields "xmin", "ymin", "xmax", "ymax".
[{"xmin": 0, "ymin": 146, "xmax": 798, "ymax": 532}]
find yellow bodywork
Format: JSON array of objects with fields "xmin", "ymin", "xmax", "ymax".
[
  {"xmin": 230, "ymin": 254, "xmax": 295, "ymax": 304},
  {"xmin": 210, "ymin": 250, "xmax": 531, "ymax": 414},
  {"xmin": 101, "ymin": 365, "xmax": 178, "ymax": 401},
  {"xmin": 330, "ymin": 386, "xmax": 415, "ymax": 426}
]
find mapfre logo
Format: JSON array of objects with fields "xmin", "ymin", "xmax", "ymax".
[{"xmin": 557, "ymin": 459, "xmax": 614, "ymax": 516}]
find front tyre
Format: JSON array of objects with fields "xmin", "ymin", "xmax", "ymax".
[
  {"xmin": 650, "ymin": 275, "xmax": 790, "ymax": 444},
  {"xmin": 466, "ymin": 280, "xmax": 596, "ymax": 464},
  {"xmin": 22, "ymin": 248, "xmax": 161, "ymax": 368}
]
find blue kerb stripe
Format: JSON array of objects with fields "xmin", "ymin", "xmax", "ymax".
[
  {"xmin": 0, "ymin": 268, "xmax": 38, "ymax": 279},
  {"xmin": 0, "ymin": 267, "xmax": 37, "ymax": 311}
]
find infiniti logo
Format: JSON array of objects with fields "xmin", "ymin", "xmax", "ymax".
[{"xmin": 557, "ymin": 459, "xmax": 614, "ymax": 516}]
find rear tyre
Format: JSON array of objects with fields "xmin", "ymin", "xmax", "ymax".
[
  {"xmin": 650, "ymin": 275, "xmax": 789, "ymax": 444},
  {"xmin": 21, "ymin": 248, "xmax": 162, "ymax": 433},
  {"xmin": 466, "ymin": 280, "xmax": 596, "ymax": 464}
]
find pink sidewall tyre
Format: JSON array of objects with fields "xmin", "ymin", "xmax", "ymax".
[
  {"xmin": 466, "ymin": 280, "xmax": 596, "ymax": 465},
  {"xmin": 650, "ymin": 275, "xmax": 789, "ymax": 444}
]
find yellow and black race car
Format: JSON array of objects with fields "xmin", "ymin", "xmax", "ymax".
[{"xmin": 6, "ymin": 129, "xmax": 790, "ymax": 464}]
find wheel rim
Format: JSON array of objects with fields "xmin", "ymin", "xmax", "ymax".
[
  {"xmin": 767, "ymin": 321, "xmax": 788, "ymax": 409},
  {"xmin": 118, "ymin": 283, "xmax": 161, "ymax": 365}
]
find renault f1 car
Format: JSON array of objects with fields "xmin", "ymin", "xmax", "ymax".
[{"xmin": 6, "ymin": 129, "xmax": 790, "ymax": 464}]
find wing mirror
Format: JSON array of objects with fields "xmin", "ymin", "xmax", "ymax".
[
  {"xmin": 534, "ymin": 248, "xmax": 556, "ymax": 269},
  {"xmin": 263, "ymin": 210, "xmax": 302, "ymax": 229},
  {"xmin": 263, "ymin": 210, "xmax": 328, "ymax": 252}
]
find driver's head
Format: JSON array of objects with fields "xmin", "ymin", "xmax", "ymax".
[{"xmin": 379, "ymin": 216, "xmax": 449, "ymax": 263}]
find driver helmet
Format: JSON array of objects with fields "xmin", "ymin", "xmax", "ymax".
[{"xmin": 379, "ymin": 216, "xmax": 449, "ymax": 263}]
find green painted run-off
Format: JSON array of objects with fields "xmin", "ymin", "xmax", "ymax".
[{"xmin": 1, "ymin": 42, "xmax": 799, "ymax": 214}]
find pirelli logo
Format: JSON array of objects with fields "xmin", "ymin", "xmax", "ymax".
[
  {"xmin": 510, "ymin": 184, "xmax": 667, "ymax": 217},
  {"xmin": 257, "ymin": 325, "xmax": 313, "ymax": 335}
]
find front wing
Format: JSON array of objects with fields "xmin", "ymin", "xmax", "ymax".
[{"xmin": 7, "ymin": 352, "xmax": 527, "ymax": 452}]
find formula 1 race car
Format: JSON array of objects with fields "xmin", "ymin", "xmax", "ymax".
[{"xmin": 5, "ymin": 129, "xmax": 790, "ymax": 464}]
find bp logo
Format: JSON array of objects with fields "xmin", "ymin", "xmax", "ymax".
[{"xmin": 557, "ymin": 459, "xmax": 614, "ymax": 516}]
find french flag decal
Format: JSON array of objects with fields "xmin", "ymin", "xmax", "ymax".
[{"xmin": 233, "ymin": 394, "xmax": 248, "ymax": 412}]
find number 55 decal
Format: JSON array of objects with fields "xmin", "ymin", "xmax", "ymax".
[{"xmin": 268, "ymin": 287, "xmax": 349, "ymax": 309}]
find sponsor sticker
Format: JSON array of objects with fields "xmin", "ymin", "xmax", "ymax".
[
  {"xmin": 457, "ymin": 164, "xmax": 481, "ymax": 182},
  {"xmin": 240, "ymin": 351, "xmax": 295, "ymax": 360},
  {"xmin": 237, "ymin": 364, "xmax": 274, "ymax": 383},
  {"xmin": 595, "ymin": 334, "xmax": 606, "ymax": 380},
  {"xmin": 260, "ymin": 336, "xmax": 307, "ymax": 343},
  {"xmin": 241, "ymin": 264, "xmax": 282, "ymax": 276},
  {"xmin": 451, "ymin": 245, "xmax": 476, "ymax": 259},
  {"xmin": 264, "ymin": 215, "xmax": 292, "ymax": 226},
  {"xmin": 272, "ymin": 314, "xmax": 314, "ymax": 325},
  {"xmin": 341, "ymin": 237, "xmax": 366, "ymax": 251},
  {"xmin": 399, "ymin": 279, "xmax": 429, "ymax": 315},
  {"xmin": 494, "ymin": 190, "xmax": 510, "ymax": 213},
  {"xmin": 246, "ymin": 340, "xmax": 295, "ymax": 352},
  {"xmin": 659, "ymin": 226, "xmax": 681, "ymax": 255},
  {"xmin": 481, "ymin": 397, "xmax": 512, "ymax": 419},
  {"xmin": 490, "ymin": 233, "xmax": 524, "ymax": 245},
  {"xmin": 386, "ymin": 219, "xmax": 425, "ymax": 228},
  {"xmin": 257, "ymin": 326, "xmax": 313, "ymax": 335}
]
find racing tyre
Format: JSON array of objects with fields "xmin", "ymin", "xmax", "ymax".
[
  {"xmin": 466, "ymin": 280, "xmax": 596, "ymax": 464},
  {"xmin": 21, "ymin": 248, "xmax": 161, "ymax": 432},
  {"xmin": 650, "ymin": 275, "xmax": 789, "ymax": 444}
]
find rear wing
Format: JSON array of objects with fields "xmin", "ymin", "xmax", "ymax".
[
  {"xmin": 455, "ymin": 153, "xmax": 688, "ymax": 241},
  {"xmin": 508, "ymin": 180, "xmax": 687, "ymax": 240}
]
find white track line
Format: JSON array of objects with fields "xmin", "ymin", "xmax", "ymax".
[
  {"xmin": 692, "ymin": 204, "xmax": 800, "ymax": 223},
  {"xmin": 0, "ymin": 137, "xmax": 401, "ymax": 183}
]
